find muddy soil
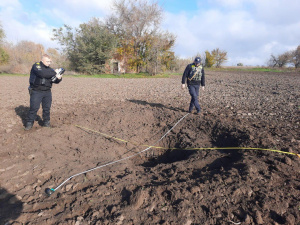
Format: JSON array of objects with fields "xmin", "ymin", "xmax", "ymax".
[{"xmin": 0, "ymin": 71, "xmax": 299, "ymax": 225}]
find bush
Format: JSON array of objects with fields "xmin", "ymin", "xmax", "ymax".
[{"xmin": 0, "ymin": 47, "xmax": 9, "ymax": 65}]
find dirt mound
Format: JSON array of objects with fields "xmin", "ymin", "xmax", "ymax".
[{"xmin": 0, "ymin": 71, "xmax": 299, "ymax": 224}]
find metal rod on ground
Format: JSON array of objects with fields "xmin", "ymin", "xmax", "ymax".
[{"xmin": 45, "ymin": 113, "xmax": 190, "ymax": 196}]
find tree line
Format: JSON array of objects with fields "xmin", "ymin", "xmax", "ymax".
[
  {"xmin": 4, "ymin": 0, "xmax": 298, "ymax": 75},
  {"xmin": 0, "ymin": 0, "xmax": 230, "ymax": 75},
  {"xmin": 267, "ymin": 46, "xmax": 300, "ymax": 68}
]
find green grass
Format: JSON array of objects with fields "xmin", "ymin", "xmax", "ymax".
[
  {"xmin": 0, "ymin": 72, "xmax": 171, "ymax": 78},
  {"xmin": 205, "ymin": 67, "xmax": 286, "ymax": 72},
  {"xmin": 0, "ymin": 73, "xmax": 28, "ymax": 76},
  {"xmin": 170, "ymin": 67, "xmax": 291, "ymax": 76},
  {"xmin": 1, "ymin": 67, "xmax": 296, "ymax": 78},
  {"xmin": 244, "ymin": 68, "xmax": 284, "ymax": 72},
  {"xmin": 70, "ymin": 72, "xmax": 171, "ymax": 78}
]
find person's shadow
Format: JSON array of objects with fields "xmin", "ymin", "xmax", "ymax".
[
  {"xmin": 0, "ymin": 187, "xmax": 23, "ymax": 224},
  {"xmin": 15, "ymin": 105, "xmax": 42, "ymax": 126},
  {"xmin": 128, "ymin": 99, "xmax": 186, "ymax": 112}
]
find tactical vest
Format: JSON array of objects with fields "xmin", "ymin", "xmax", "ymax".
[
  {"xmin": 31, "ymin": 62, "xmax": 52, "ymax": 89},
  {"xmin": 33, "ymin": 76, "xmax": 52, "ymax": 87},
  {"xmin": 188, "ymin": 65, "xmax": 202, "ymax": 81}
]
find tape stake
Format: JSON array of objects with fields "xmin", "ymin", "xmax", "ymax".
[{"xmin": 75, "ymin": 125, "xmax": 131, "ymax": 144}]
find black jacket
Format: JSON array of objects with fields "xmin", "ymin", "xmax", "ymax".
[
  {"xmin": 182, "ymin": 63, "xmax": 205, "ymax": 86},
  {"xmin": 29, "ymin": 61, "xmax": 62, "ymax": 91}
]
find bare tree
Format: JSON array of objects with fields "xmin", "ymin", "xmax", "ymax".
[
  {"xmin": 277, "ymin": 52, "xmax": 291, "ymax": 67},
  {"xmin": 267, "ymin": 52, "xmax": 291, "ymax": 68},
  {"xmin": 107, "ymin": 0, "xmax": 162, "ymax": 38},
  {"xmin": 267, "ymin": 54, "xmax": 278, "ymax": 67}
]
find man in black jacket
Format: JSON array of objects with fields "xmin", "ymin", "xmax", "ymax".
[
  {"xmin": 181, "ymin": 57, "xmax": 205, "ymax": 114},
  {"xmin": 25, "ymin": 54, "xmax": 63, "ymax": 130}
]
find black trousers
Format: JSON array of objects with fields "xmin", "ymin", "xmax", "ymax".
[
  {"xmin": 188, "ymin": 84, "xmax": 201, "ymax": 112},
  {"xmin": 27, "ymin": 90, "xmax": 52, "ymax": 123}
]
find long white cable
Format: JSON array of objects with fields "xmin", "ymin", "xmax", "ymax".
[{"xmin": 52, "ymin": 113, "xmax": 189, "ymax": 192}]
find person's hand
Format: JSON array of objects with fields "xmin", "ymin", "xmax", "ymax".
[
  {"xmin": 181, "ymin": 84, "xmax": 186, "ymax": 89},
  {"xmin": 56, "ymin": 74, "xmax": 62, "ymax": 79},
  {"xmin": 202, "ymin": 86, "xmax": 205, "ymax": 91}
]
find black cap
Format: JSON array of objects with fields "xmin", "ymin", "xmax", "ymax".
[{"xmin": 194, "ymin": 57, "xmax": 201, "ymax": 64}]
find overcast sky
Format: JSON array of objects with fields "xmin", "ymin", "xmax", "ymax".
[{"xmin": 1, "ymin": 0, "xmax": 300, "ymax": 66}]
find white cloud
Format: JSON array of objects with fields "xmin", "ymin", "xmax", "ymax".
[
  {"xmin": 0, "ymin": 0, "xmax": 56, "ymax": 48},
  {"xmin": 1, "ymin": 0, "xmax": 299, "ymax": 66},
  {"xmin": 0, "ymin": 0, "xmax": 115, "ymax": 49},
  {"xmin": 0, "ymin": 0, "xmax": 21, "ymax": 8},
  {"xmin": 251, "ymin": 0, "xmax": 300, "ymax": 25},
  {"xmin": 4, "ymin": 18, "xmax": 57, "ymax": 49},
  {"xmin": 213, "ymin": 0, "xmax": 247, "ymax": 8},
  {"xmin": 162, "ymin": 0, "xmax": 300, "ymax": 66},
  {"xmin": 61, "ymin": 0, "xmax": 113, "ymax": 12},
  {"xmin": 41, "ymin": 0, "xmax": 114, "ymax": 27}
]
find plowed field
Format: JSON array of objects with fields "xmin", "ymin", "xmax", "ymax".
[{"xmin": 0, "ymin": 71, "xmax": 299, "ymax": 224}]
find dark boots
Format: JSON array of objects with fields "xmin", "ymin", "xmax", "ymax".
[
  {"xmin": 25, "ymin": 121, "xmax": 50, "ymax": 130},
  {"xmin": 24, "ymin": 122, "xmax": 33, "ymax": 130},
  {"xmin": 43, "ymin": 120, "xmax": 50, "ymax": 127}
]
